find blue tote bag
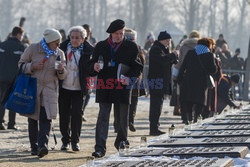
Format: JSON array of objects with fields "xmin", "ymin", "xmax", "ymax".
[{"xmin": 4, "ymin": 65, "xmax": 37, "ymax": 115}]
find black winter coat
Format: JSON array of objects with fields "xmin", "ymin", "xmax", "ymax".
[
  {"xmin": 148, "ymin": 40, "xmax": 176, "ymax": 95},
  {"xmin": 0, "ymin": 37, "xmax": 25, "ymax": 83},
  {"xmin": 60, "ymin": 39, "xmax": 94, "ymax": 96},
  {"xmin": 88, "ymin": 38, "xmax": 143, "ymax": 104},
  {"xmin": 217, "ymin": 76, "xmax": 236, "ymax": 113},
  {"xmin": 177, "ymin": 50, "xmax": 217, "ymax": 105}
]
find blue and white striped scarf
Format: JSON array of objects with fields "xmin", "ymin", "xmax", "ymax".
[
  {"xmin": 195, "ymin": 44, "xmax": 210, "ymax": 55},
  {"xmin": 41, "ymin": 38, "xmax": 58, "ymax": 60},
  {"xmin": 67, "ymin": 42, "xmax": 84, "ymax": 53}
]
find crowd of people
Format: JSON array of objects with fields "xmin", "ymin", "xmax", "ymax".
[{"xmin": 0, "ymin": 17, "xmax": 245, "ymax": 159}]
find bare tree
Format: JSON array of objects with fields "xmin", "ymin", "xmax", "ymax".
[
  {"xmin": 222, "ymin": 0, "xmax": 229, "ymax": 39},
  {"xmin": 208, "ymin": 0, "xmax": 217, "ymax": 37},
  {"xmin": 0, "ymin": 0, "xmax": 13, "ymax": 40},
  {"xmin": 234, "ymin": 0, "xmax": 247, "ymax": 48}
]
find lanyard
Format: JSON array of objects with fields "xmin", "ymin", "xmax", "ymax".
[{"xmin": 72, "ymin": 52, "xmax": 79, "ymax": 67}]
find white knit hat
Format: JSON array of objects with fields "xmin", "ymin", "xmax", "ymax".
[
  {"xmin": 43, "ymin": 28, "xmax": 62, "ymax": 43},
  {"xmin": 125, "ymin": 28, "xmax": 137, "ymax": 41}
]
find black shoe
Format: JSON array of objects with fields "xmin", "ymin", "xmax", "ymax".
[
  {"xmin": 129, "ymin": 124, "xmax": 136, "ymax": 132},
  {"xmin": 0, "ymin": 124, "xmax": 5, "ymax": 130},
  {"xmin": 31, "ymin": 148, "xmax": 38, "ymax": 155},
  {"xmin": 7, "ymin": 125, "xmax": 18, "ymax": 130},
  {"xmin": 149, "ymin": 130, "xmax": 165, "ymax": 136},
  {"xmin": 61, "ymin": 143, "xmax": 70, "ymax": 151},
  {"xmin": 37, "ymin": 147, "xmax": 48, "ymax": 158},
  {"xmin": 72, "ymin": 143, "xmax": 80, "ymax": 151},
  {"xmin": 92, "ymin": 151, "xmax": 105, "ymax": 158}
]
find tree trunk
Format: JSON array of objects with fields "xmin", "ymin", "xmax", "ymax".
[
  {"xmin": 223, "ymin": 0, "xmax": 229, "ymax": 39},
  {"xmin": 70, "ymin": 0, "xmax": 75, "ymax": 26}
]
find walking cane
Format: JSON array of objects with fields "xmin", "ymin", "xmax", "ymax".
[{"xmin": 51, "ymin": 124, "xmax": 57, "ymax": 150}]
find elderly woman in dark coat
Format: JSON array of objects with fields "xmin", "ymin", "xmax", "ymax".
[
  {"xmin": 59, "ymin": 26, "xmax": 94, "ymax": 152},
  {"xmin": 177, "ymin": 38, "xmax": 217, "ymax": 122}
]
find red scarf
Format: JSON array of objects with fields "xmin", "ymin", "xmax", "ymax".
[{"xmin": 107, "ymin": 36, "xmax": 122, "ymax": 52}]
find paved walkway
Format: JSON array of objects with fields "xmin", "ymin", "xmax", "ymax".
[{"xmin": 0, "ymin": 95, "xmax": 183, "ymax": 167}]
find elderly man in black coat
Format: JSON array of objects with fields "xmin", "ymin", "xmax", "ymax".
[
  {"xmin": 148, "ymin": 31, "xmax": 178, "ymax": 136},
  {"xmin": 88, "ymin": 19, "xmax": 143, "ymax": 158}
]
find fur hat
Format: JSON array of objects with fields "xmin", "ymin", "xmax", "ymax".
[
  {"xmin": 106, "ymin": 19, "xmax": 125, "ymax": 33},
  {"xmin": 43, "ymin": 28, "xmax": 62, "ymax": 43},
  {"xmin": 157, "ymin": 31, "xmax": 171, "ymax": 41},
  {"xmin": 231, "ymin": 74, "xmax": 240, "ymax": 84},
  {"xmin": 125, "ymin": 28, "xmax": 137, "ymax": 41},
  {"xmin": 189, "ymin": 30, "xmax": 200, "ymax": 39}
]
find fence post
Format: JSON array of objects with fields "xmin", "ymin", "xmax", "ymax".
[{"xmin": 243, "ymin": 37, "xmax": 250, "ymax": 101}]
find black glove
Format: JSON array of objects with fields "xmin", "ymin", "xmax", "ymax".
[{"xmin": 167, "ymin": 53, "xmax": 178, "ymax": 64}]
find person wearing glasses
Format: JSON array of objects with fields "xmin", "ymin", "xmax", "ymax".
[
  {"xmin": 18, "ymin": 28, "xmax": 67, "ymax": 158},
  {"xmin": 59, "ymin": 26, "xmax": 94, "ymax": 152}
]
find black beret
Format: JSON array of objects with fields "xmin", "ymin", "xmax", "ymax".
[
  {"xmin": 158, "ymin": 31, "xmax": 171, "ymax": 41},
  {"xmin": 106, "ymin": 19, "xmax": 125, "ymax": 33}
]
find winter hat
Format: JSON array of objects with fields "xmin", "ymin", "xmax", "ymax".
[
  {"xmin": 235, "ymin": 48, "xmax": 241, "ymax": 53},
  {"xmin": 125, "ymin": 28, "xmax": 137, "ymax": 41},
  {"xmin": 147, "ymin": 32, "xmax": 155, "ymax": 40},
  {"xmin": 157, "ymin": 31, "xmax": 171, "ymax": 41},
  {"xmin": 43, "ymin": 28, "xmax": 62, "ymax": 43},
  {"xmin": 106, "ymin": 19, "xmax": 125, "ymax": 33},
  {"xmin": 230, "ymin": 74, "xmax": 240, "ymax": 84},
  {"xmin": 189, "ymin": 30, "xmax": 200, "ymax": 39}
]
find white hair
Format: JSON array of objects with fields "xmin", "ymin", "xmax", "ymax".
[
  {"xmin": 68, "ymin": 26, "xmax": 87, "ymax": 39},
  {"xmin": 125, "ymin": 28, "xmax": 137, "ymax": 41}
]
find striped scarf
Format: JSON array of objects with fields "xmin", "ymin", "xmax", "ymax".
[
  {"xmin": 67, "ymin": 42, "xmax": 84, "ymax": 60},
  {"xmin": 195, "ymin": 44, "xmax": 210, "ymax": 55},
  {"xmin": 41, "ymin": 38, "xmax": 58, "ymax": 62}
]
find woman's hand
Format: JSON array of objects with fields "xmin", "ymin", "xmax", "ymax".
[{"xmin": 31, "ymin": 62, "xmax": 44, "ymax": 71}]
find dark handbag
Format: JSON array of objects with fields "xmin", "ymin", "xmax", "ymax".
[
  {"xmin": 197, "ymin": 55, "xmax": 215, "ymax": 89},
  {"xmin": 4, "ymin": 64, "xmax": 37, "ymax": 114},
  {"xmin": 170, "ymin": 82, "xmax": 178, "ymax": 106}
]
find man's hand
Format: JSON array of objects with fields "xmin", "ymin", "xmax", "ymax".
[
  {"xmin": 94, "ymin": 63, "xmax": 101, "ymax": 72},
  {"xmin": 120, "ymin": 75, "xmax": 130, "ymax": 85}
]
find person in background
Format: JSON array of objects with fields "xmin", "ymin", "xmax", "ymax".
[
  {"xmin": 175, "ymin": 34, "xmax": 187, "ymax": 50},
  {"xmin": 144, "ymin": 32, "xmax": 155, "ymax": 52},
  {"xmin": 59, "ymin": 29, "xmax": 67, "ymax": 42},
  {"xmin": 0, "ymin": 26, "xmax": 25, "ymax": 130},
  {"xmin": 19, "ymin": 17, "xmax": 31, "ymax": 48},
  {"xmin": 221, "ymin": 43, "xmax": 232, "ymax": 68},
  {"xmin": 113, "ymin": 28, "xmax": 146, "ymax": 132},
  {"xmin": 203, "ymin": 38, "xmax": 223, "ymax": 118},
  {"xmin": 177, "ymin": 38, "xmax": 217, "ymax": 123},
  {"xmin": 81, "ymin": 24, "xmax": 97, "ymax": 122},
  {"xmin": 148, "ymin": 31, "xmax": 178, "ymax": 136},
  {"xmin": 173, "ymin": 30, "xmax": 200, "ymax": 123},
  {"xmin": 230, "ymin": 48, "xmax": 245, "ymax": 71},
  {"xmin": 59, "ymin": 26, "xmax": 93, "ymax": 151},
  {"xmin": 216, "ymin": 34, "xmax": 227, "ymax": 48},
  {"xmin": 82, "ymin": 24, "xmax": 97, "ymax": 46},
  {"xmin": 89, "ymin": 19, "xmax": 143, "ymax": 158},
  {"xmin": 217, "ymin": 74, "xmax": 241, "ymax": 113},
  {"xmin": 18, "ymin": 28, "xmax": 67, "ymax": 158}
]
